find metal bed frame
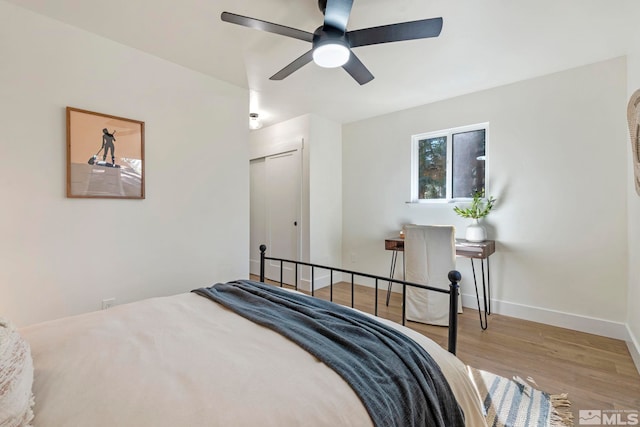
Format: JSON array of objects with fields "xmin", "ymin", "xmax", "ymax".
[{"xmin": 258, "ymin": 245, "xmax": 462, "ymax": 355}]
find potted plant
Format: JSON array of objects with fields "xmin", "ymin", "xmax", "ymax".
[{"xmin": 453, "ymin": 190, "xmax": 496, "ymax": 242}]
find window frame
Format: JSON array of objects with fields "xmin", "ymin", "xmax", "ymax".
[{"xmin": 410, "ymin": 122, "xmax": 489, "ymax": 203}]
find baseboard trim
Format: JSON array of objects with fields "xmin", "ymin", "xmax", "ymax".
[
  {"xmin": 461, "ymin": 293, "xmax": 628, "ymax": 340},
  {"xmin": 626, "ymin": 324, "xmax": 640, "ymax": 375},
  {"xmin": 251, "ymin": 260, "xmax": 342, "ymax": 293},
  {"xmin": 299, "ymin": 272, "xmax": 341, "ymax": 292}
]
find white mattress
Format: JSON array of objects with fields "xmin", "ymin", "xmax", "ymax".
[{"xmin": 20, "ymin": 291, "xmax": 487, "ymax": 426}]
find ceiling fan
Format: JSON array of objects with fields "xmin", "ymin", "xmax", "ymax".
[{"xmin": 221, "ymin": 0, "xmax": 443, "ymax": 85}]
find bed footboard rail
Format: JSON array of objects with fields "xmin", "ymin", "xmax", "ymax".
[{"xmin": 258, "ymin": 244, "xmax": 461, "ymax": 355}]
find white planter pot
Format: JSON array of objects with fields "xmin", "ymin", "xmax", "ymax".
[{"xmin": 465, "ymin": 219, "xmax": 487, "ymax": 242}]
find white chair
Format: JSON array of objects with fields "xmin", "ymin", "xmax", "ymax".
[{"xmin": 404, "ymin": 225, "xmax": 461, "ymax": 326}]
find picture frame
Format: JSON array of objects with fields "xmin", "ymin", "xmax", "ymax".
[
  {"xmin": 66, "ymin": 107, "xmax": 145, "ymax": 199},
  {"xmin": 627, "ymin": 89, "xmax": 640, "ymax": 197}
]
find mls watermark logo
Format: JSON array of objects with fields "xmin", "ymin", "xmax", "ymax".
[
  {"xmin": 580, "ymin": 410, "xmax": 603, "ymax": 425},
  {"xmin": 579, "ymin": 409, "xmax": 639, "ymax": 425}
]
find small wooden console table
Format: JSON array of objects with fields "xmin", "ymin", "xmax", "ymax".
[{"xmin": 384, "ymin": 237, "xmax": 496, "ymax": 329}]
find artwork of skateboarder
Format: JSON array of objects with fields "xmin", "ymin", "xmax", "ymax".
[
  {"xmin": 88, "ymin": 128, "xmax": 120, "ymax": 168},
  {"xmin": 66, "ymin": 107, "xmax": 145, "ymax": 199},
  {"xmin": 87, "ymin": 128, "xmax": 119, "ymax": 168}
]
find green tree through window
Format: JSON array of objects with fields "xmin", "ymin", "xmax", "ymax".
[{"xmin": 418, "ymin": 136, "xmax": 447, "ymax": 199}]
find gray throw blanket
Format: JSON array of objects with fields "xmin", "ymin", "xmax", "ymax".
[{"xmin": 193, "ymin": 280, "xmax": 465, "ymax": 427}]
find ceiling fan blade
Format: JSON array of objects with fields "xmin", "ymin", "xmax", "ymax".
[
  {"xmin": 270, "ymin": 50, "xmax": 315, "ymax": 80},
  {"xmin": 348, "ymin": 17, "xmax": 443, "ymax": 48},
  {"xmin": 323, "ymin": 0, "xmax": 354, "ymax": 32},
  {"xmin": 221, "ymin": 12, "xmax": 314, "ymax": 43},
  {"xmin": 342, "ymin": 52, "xmax": 374, "ymax": 85}
]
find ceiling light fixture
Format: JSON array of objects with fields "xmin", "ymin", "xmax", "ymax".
[
  {"xmin": 312, "ymin": 27, "xmax": 350, "ymax": 68},
  {"xmin": 313, "ymin": 42, "xmax": 350, "ymax": 68},
  {"xmin": 249, "ymin": 113, "xmax": 262, "ymax": 130}
]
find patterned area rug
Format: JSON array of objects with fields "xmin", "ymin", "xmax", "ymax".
[{"xmin": 469, "ymin": 367, "xmax": 574, "ymax": 427}]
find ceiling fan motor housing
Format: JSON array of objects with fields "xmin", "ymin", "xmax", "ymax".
[{"xmin": 313, "ymin": 25, "xmax": 349, "ymax": 49}]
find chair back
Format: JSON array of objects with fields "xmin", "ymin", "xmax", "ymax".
[{"xmin": 404, "ymin": 224, "xmax": 456, "ymax": 326}]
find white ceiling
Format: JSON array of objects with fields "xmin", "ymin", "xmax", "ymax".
[{"xmin": 5, "ymin": 0, "xmax": 637, "ymax": 128}]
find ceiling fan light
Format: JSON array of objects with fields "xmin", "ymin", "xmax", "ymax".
[{"xmin": 313, "ymin": 43, "xmax": 350, "ymax": 68}]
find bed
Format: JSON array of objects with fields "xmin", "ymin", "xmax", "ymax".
[{"xmin": 3, "ymin": 248, "xmax": 488, "ymax": 427}]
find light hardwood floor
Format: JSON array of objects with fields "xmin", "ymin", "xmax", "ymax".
[{"xmin": 252, "ymin": 276, "xmax": 640, "ymax": 420}]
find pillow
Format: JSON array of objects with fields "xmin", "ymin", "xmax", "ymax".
[{"xmin": 0, "ymin": 318, "xmax": 34, "ymax": 427}]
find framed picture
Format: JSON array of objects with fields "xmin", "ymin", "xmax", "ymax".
[
  {"xmin": 628, "ymin": 89, "xmax": 640, "ymax": 197},
  {"xmin": 66, "ymin": 107, "xmax": 145, "ymax": 199}
]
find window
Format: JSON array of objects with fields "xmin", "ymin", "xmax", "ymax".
[{"xmin": 411, "ymin": 123, "xmax": 488, "ymax": 202}]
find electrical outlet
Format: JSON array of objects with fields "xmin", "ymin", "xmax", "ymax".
[{"xmin": 101, "ymin": 298, "xmax": 116, "ymax": 310}]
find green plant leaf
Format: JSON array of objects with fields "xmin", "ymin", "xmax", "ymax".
[{"xmin": 452, "ymin": 190, "xmax": 496, "ymax": 219}]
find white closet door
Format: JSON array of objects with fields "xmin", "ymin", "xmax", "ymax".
[
  {"xmin": 249, "ymin": 158, "xmax": 266, "ymax": 276},
  {"xmin": 250, "ymin": 149, "xmax": 301, "ymax": 284}
]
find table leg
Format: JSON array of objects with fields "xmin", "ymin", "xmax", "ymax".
[
  {"xmin": 486, "ymin": 257, "xmax": 491, "ymax": 315},
  {"xmin": 386, "ymin": 250, "xmax": 398, "ymax": 306},
  {"xmin": 470, "ymin": 258, "xmax": 489, "ymax": 330}
]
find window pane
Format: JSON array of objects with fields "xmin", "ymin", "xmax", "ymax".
[
  {"xmin": 452, "ymin": 130, "xmax": 486, "ymax": 198},
  {"xmin": 418, "ymin": 136, "xmax": 447, "ymax": 199}
]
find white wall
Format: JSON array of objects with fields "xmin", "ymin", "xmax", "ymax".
[
  {"xmin": 626, "ymin": 52, "xmax": 640, "ymax": 369},
  {"xmin": 0, "ymin": 1, "xmax": 249, "ymax": 326},
  {"xmin": 308, "ymin": 115, "xmax": 343, "ymax": 271},
  {"xmin": 343, "ymin": 57, "xmax": 629, "ymax": 338}
]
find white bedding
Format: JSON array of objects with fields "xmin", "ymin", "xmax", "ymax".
[{"xmin": 20, "ymin": 291, "xmax": 487, "ymax": 426}]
